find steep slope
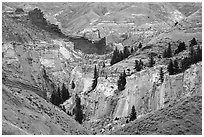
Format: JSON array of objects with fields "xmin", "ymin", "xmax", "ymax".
[
  {"xmin": 2, "ymin": 84, "xmax": 90, "ymax": 135},
  {"xmin": 111, "ymin": 94, "xmax": 202, "ymax": 135},
  {"xmin": 2, "ymin": 4, "xmax": 92, "ymax": 135},
  {"xmin": 79, "ymin": 61, "xmax": 201, "ymax": 120}
]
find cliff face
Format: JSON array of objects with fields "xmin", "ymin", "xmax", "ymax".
[
  {"xmin": 80, "ymin": 62, "xmax": 201, "ymax": 120},
  {"xmin": 2, "ymin": 39, "xmax": 83, "ymax": 100},
  {"xmin": 115, "ymin": 62, "xmax": 201, "ymax": 118}
]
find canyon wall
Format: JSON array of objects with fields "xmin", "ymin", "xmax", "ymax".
[{"xmin": 81, "ymin": 62, "xmax": 202, "ymax": 120}]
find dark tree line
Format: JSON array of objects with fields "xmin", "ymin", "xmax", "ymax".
[
  {"xmin": 163, "ymin": 38, "xmax": 197, "ymax": 58},
  {"xmin": 180, "ymin": 45, "xmax": 202, "ymax": 71},
  {"xmin": 51, "ymin": 83, "xmax": 70, "ymax": 106},
  {"xmin": 110, "ymin": 46, "xmax": 131, "ymax": 65},
  {"xmin": 167, "ymin": 45, "xmax": 202, "ymax": 75}
]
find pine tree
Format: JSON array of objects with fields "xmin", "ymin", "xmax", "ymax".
[
  {"xmin": 166, "ymin": 43, "xmax": 172, "ymax": 58},
  {"xmin": 51, "ymin": 87, "xmax": 63, "ymax": 106},
  {"xmin": 138, "ymin": 42, "xmax": 142, "ymax": 49},
  {"xmin": 123, "ymin": 46, "xmax": 131, "ymax": 58},
  {"xmin": 67, "ymin": 111, "xmax": 71, "ymax": 116},
  {"xmin": 159, "ymin": 67, "xmax": 164, "ymax": 83},
  {"xmin": 196, "ymin": 46, "xmax": 202, "ymax": 62},
  {"xmin": 173, "ymin": 59, "xmax": 179, "ymax": 74},
  {"xmin": 110, "ymin": 46, "xmax": 132, "ymax": 65},
  {"xmin": 110, "ymin": 48, "xmax": 116, "ymax": 65},
  {"xmin": 139, "ymin": 59, "xmax": 143, "ymax": 70},
  {"xmin": 117, "ymin": 70, "xmax": 126, "ymax": 91},
  {"xmin": 62, "ymin": 83, "xmax": 70, "ymax": 102},
  {"xmin": 175, "ymin": 42, "xmax": 186, "ymax": 55},
  {"xmin": 130, "ymin": 105, "xmax": 137, "ymax": 121},
  {"xmin": 102, "ymin": 62, "xmax": 106, "ymax": 68},
  {"xmin": 190, "ymin": 37, "xmax": 197, "ymax": 46},
  {"xmin": 148, "ymin": 55, "xmax": 155, "ymax": 67},
  {"xmin": 92, "ymin": 65, "xmax": 98, "ymax": 90},
  {"xmin": 74, "ymin": 94, "xmax": 83, "ymax": 124},
  {"xmin": 123, "ymin": 70, "xmax": 127, "ymax": 78},
  {"xmin": 71, "ymin": 80, "xmax": 75, "ymax": 89},
  {"xmin": 181, "ymin": 57, "xmax": 191, "ymax": 72},
  {"xmin": 180, "ymin": 42, "xmax": 186, "ymax": 50},
  {"xmin": 134, "ymin": 59, "xmax": 143, "ymax": 71},
  {"xmin": 189, "ymin": 46, "xmax": 196, "ymax": 64},
  {"xmin": 167, "ymin": 59, "xmax": 174, "ymax": 75},
  {"xmin": 61, "ymin": 83, "xmax": 66, "ymax": 100},
  {"xmin": 119, "ymin": 51, "xmax": 124, "ymax": 61},
  {"xmin": 62, "ymin": 105, "xmax": 66, "ymax": 112},
  {"xmin": 42, "ymin": 67, "xmax": 48, "ymax": 79},
  {"xmin": 134, "ymin": 60, "xmax": 140, "ymax": 71},
  {"xmin": 57, "ymin": 87, "xmax": 62, "ymax": 105},
  {"xmin": 163, "ymin": 49, "xmax": 167, "ymax": 58},
  {"xmin": 110, "ymin": 47, "xmax": 120, "ymax": 65},
  {"xmin": 115, "ymin": 48, "xmax": 121, "ymax": 63},
  {"xmin": 51, "ymin": 91, "xmax": 58, "ymax": 106}
]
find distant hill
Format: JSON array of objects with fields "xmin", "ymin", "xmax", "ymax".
[{"xmin": 3, "ymin": 2, "xmax": 201, "ymax": 36}]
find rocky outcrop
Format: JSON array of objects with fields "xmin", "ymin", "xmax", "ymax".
[
  {"xmin": 115, "ymin": 62, "xmax": 201, "ymax": 118},
  {"xmin": 2, "ymin": 39, "xmax": 84, "ymax": 100},
  {"xmin": 81, "ymin": 62, "xmax": 201, "ymax": 120}
]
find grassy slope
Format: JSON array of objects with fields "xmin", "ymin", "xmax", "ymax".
[
  {"xmin": 111, "ymin": 93, "xmax": 202, "ymax": 135},
  {"xmin": 2, "ymin": 84, "xmax": 90, "ymax": 135}
]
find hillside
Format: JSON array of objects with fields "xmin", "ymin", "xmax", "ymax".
[
  {"xmin": 112, "ymin": 94, "xmax": 202, "ymax": 135},
  {"xmin": 2, "ymin": 2, "xmax": 202, "ymax": 135},
  {"xmin": 2, "ymin": 83, "xmax": 90, "ymax": 135}
]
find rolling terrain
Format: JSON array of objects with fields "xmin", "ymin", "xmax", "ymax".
[{"xmin": 2, "ymin": 2, "xmax": 202, "ymax": 135}]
